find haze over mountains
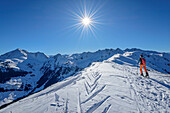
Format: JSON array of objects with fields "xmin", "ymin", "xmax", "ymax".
[{"xmin": 0, "ymin": 48, "xmax": 169, "ymax": 112}]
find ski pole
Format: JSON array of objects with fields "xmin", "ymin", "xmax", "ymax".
[{"xmin": 136, "ymin": 63, "xmax": 138, "ymax": 75}]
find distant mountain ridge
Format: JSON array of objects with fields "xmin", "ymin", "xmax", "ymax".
[{"xmin": 0, "ymin": 48, "xmax": 170, "ymax": 108}]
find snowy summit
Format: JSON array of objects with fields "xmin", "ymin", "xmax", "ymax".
[{"xmin": 0, "ymin": 48, "xmax": 170, "ymax": 113}]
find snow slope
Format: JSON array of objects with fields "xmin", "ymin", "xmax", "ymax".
[
  {"xmin": 35, "ymin": 48, "xmax": 170, "ymax": 92},
  {"xmin": 0, "ymin": 49, "xmax": 49, "ymax": 106},
  {"xmin": 36, "ymin": 49, "xmax": 123, "ymax": 91},
  {"xmin": 1, "ymin": 54, "xmax": 169, "ymax": 113}
]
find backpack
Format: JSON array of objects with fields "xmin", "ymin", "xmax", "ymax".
[{"xmin": 141, "ymin": 58, "xmax": 146, "ymax": 65}]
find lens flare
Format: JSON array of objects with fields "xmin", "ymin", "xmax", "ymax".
[
  {"xmin": 82, "ymin": 17, "xmax": 91, "ymax": 26},
  {"xmin": 69, "ymin": 0, "xmax": 103, "ymax": 38}
]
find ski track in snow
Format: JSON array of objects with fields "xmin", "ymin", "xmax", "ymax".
[
  {"xmin": 82, "ymin": 85, "xmax": 106, "ymax": 104},
  {"xmin": 64, "ymin": 95, "xmax": 68, "ymax": 113},
  {"xmin": 85, "ymin": 96, "xmax": 110, "ymax": 113},
  {"xmin": 77, "ymin": 91, "xmax": 82, "ymax": 113},
  {"xmin": 0, "ymin": 59, "xmax": 169, "ymax": 113},
  {"xmin": 122, "ymin": 65, "xmax": 170, "ymax": 112},
  {"xmin": 101, "ymin": 104, "xmax": 112, "ymax": 113}
]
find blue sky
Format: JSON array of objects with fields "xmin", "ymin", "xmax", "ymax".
[{"xmin": 0, "ymin": 0, "xmax": 170, "ymax": 55}]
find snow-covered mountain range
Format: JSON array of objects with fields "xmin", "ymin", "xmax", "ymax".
[{"xmin": 0, "ymin": 48, "xmax": 170, "ymax": 112}]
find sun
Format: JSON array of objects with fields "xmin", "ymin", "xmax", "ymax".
[
  {"xmin": 82, "ymin": 17, "xmax": 91, "ymax": 26},
  {"xmin": 69, "ymin": 0, "xmax": 103, "ymax": 37}
]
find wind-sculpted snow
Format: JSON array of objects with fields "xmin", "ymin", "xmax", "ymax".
[
  {"xmin": 0, "ymin": 57, "xmax": 169, "ymax": 113},
  {"xmin": 37, "ymin": 48, "xmax": 170, "ymax": 91},
  {"xmin": 0, "ymin": 48, "xmax": 170, "ymax": 110},
  {"xmin": 36, "ymin": 49, "xmax": 121, "ymax": 90}
]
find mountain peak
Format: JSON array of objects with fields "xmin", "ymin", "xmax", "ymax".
[
  {"xmin": 116, "ymin": 48, "xmax": 123, "ymax": 53},
  {"xmin": 14, "ymin": 48, "xmax": 28, "ymax": 53},
  {"xmin": 0, "ymin": 48, "xmax": 28, "ymax": 59}
]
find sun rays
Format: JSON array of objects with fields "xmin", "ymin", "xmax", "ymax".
[{"xmin": 68, "ymin": 0, "xmax": 103, "ymax": 38}]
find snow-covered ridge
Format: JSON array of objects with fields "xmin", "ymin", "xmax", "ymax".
[
  {"xmin": 0, "ymin": 51, "xmax": 169, "ymax": 113},
  {"xmin": 0, "ymin": 49, "xmax": 49, "ymax": 107},
  {"xmin": 0, "ymin": 48, "xmax": 49, "ymax": 71},
  {"xmin": 0, "ymin": 48, "xmax": 170, "ymax": 109},
  {"xmin": 35, "ymin": 49, "xmax": 123, "ymax": 91},
  {"xmin": 0, "ymin": 49, "xmax": 28, "ymax": 60}
]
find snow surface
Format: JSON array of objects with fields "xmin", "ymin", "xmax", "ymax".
[
  {"xmin": 0, "ymin": 49, "xmax": 49, "ymax": 106},
  {"xmin": 0, "ymin": 55, "xmax": 169, "ymax": 113}
]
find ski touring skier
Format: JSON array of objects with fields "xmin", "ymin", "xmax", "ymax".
[{"xmin": 138, "ymin": 54, "xmax": 149, "ymax": 77}]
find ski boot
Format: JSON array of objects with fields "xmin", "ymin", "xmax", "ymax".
[
  {"xmin": 140, "ymin": 73, "xmax": 144, "ymax": 77},
  {"xmin": 145, "ymin": 72, "xmax": 149, "ymax": 78}
]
